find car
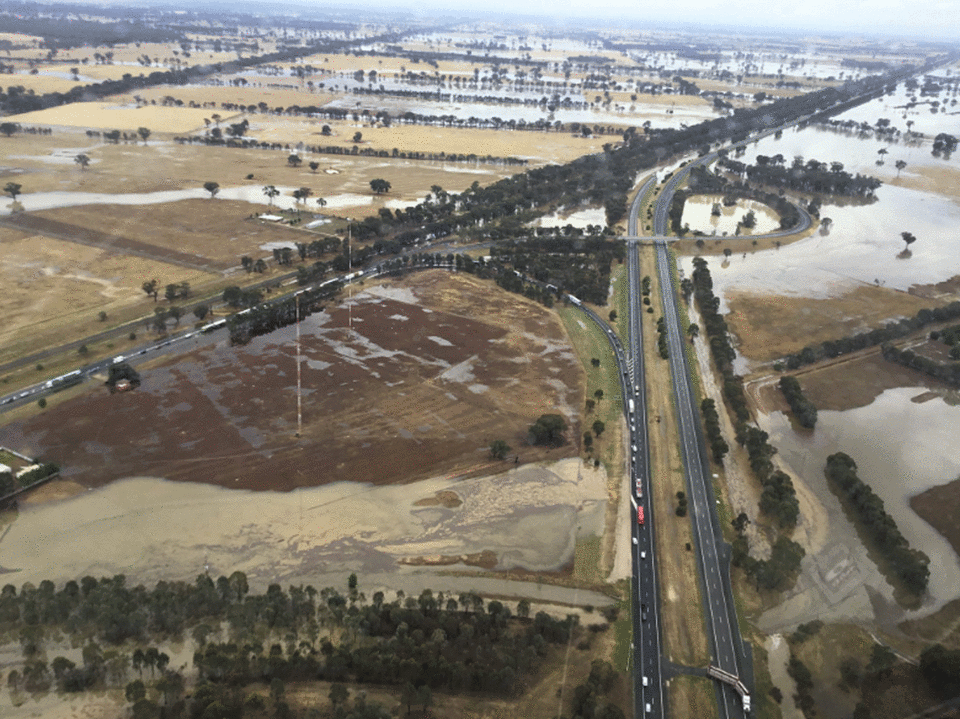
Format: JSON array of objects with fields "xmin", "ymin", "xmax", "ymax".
[
  {"xmin": 641, "ymin": 551, "xmax": 647, "ymax": 559},
  {"xmin": 643, "ymin": 676, "xmax": 649, "ymax": 687},
  {"xmin": 645, "ymin": 702, "xmax": 652, "ymax": 713},
  {"xmin": 632, "ymin": 537, "xmax": 638, "ymax": 545}
]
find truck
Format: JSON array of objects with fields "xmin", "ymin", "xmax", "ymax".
[
  {"xmin": 637, "ymin": 506, "xmax": 644, "ymax": 525},
  {"xmin": 628, "ymin": 398, "xmax": 635, "ymax": 415},
  {"xmin": 706, "ymin": 665, "xmax": 751, "ymax": 713}
]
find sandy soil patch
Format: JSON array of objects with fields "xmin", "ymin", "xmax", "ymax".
[
  {"xmin": 910, "ymin": 476, "xmax": 960, "ymax": 560},
  {"xmin": 725, "ymin": 284, "xmax": 939, "ymax": 363},
  {"xmin": 5, "ymin": 101, "xmax": 216, "ymax": 134},
  {"xmin": 0, "ymin": 229, "xmax": 213, "ymax": 361},
  {"xmin": 4, "ymin": 271, "xmax": 582, "ymax": 491}
]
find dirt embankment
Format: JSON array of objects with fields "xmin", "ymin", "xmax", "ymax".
[{"xmin": 910, "ymin": 476, "xmax": 960, "ymax": 560}]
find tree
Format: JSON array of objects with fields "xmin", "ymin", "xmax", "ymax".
[
  {"xmin": 687, "ymin": 323, "xmax": 699, "ymax": 341},
  {"xmin": 137, "ymin": 127, "xmax": 150, "ymax": 144},
  {"xmin": 263, "ymin": 185, "xmax": 279, "ymax": 206},
  {"xmin": 895, "ymin": 159, "xmax": 907, "ymax": 177},
  {"xmin": 353, "ymin": 131, "xmax": 363, "ymax": 143},
  {"xmin": 370, "ymin": 178, "xmax": 391, "ymax": 194},
  {"xmin": 490, "ymin": 439, "xmax": 511, "ymax": 460},
  {"xmin": 287, "ymin": 154, "xmax": 302, "ymax": 168},
  {"xmin": 316, "ymin": 197, "xmax": 327, "ymax": 209},
  {"xmin": 0, "ymin": 122, "xmax": 21, "ymax": 137},
  {"xmin": 203, "ymin": 181, "xmax": 220, "ymax": 199},
  {"xmin": 901, "ymin": 231, "xmax": 916, "ymax": 250},
  {"xmin": 125, "ymin": 679, "xmax": 147, "ymax": 703},
  {"xmin": 594, "ymin": 389, "xmax": 604, "ymax": 401},
  {"xmin": 592, "ymin": 420, "xmax": 605, "ymax": 436},
  {"xmin": 74, "ymin": 154, "xmax": 90, "ymax": 171},
  {"xmin": 529, "ymin": 414, "xmax": 567, "ymax": 446},
  {"xmin": 608, "ymin": 310, "xmax": 617, "ymax": 322},
  {"xmin": 194, "ymin": 304, "xmax": 209, "ymax": 321},
  {"xmin": 321, "ymin": 125, "xmax": 331, "ymax": 136},
  {"xmin": 308, "ymin": 161, "xmax": 319, "ymax": 173},
  {"xmin": 142, "ymin": 279, "xmax": 159, "ymax": 302},
  {"xmin": 292, "ymin": 187, "xmax": 313, "ymax": 207},
  {"xmin": 4, "ymin": 182, "xmax": 22, "ymax": 200}
]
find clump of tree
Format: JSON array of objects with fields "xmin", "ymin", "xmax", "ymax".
[
  {"xmin": 529, "ymin": 414, "xmax": 567, "ymax": 446},
  {"xmin": 655, "ymin": 316, "xmax": 669, "ymax": 359},
  {"xmin": 919, "ymin": 643, "xmax": 960, "ymax": 697},
  {"xmin": 825, "ymin": 452, "xmax": 930, "ymax": 595},
  {"xmin": 105, "ymin": 362, "xmax": 141, "ymax": 392},
  {"xmin": 568, "ymin": 660, "xmax": 625, "ymax": 719},
  {"xmin": 778, "ymin": 375, "xmax": 818, "ymax": 428}
]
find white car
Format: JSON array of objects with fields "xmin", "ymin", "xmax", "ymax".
[
  {"xmin": 632, "ymin": 537, "xmax": 638, "ymax": 545},
  {"xmin": 641, "ymin": 551, "xmax": 647, "ymax": 559},
  {"xmin": 643, "ymin": 676, "xmax": 649, "ymax": 687}
]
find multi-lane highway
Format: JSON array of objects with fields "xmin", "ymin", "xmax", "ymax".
[{"xmin": 655, "ymin": 239, "xmax": 749, "ymax": 719}]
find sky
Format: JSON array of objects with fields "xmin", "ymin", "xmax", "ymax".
[
  {"xmin": 389, "ymin": 0, "xmax": 960, "ymax": 40},
  {"xmin": 40, "ymin": 0, "xmax": 960, "ymax": 40}
]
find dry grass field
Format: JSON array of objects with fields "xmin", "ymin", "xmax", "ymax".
[
  {"xmin": 725, "ymin": 284, "xmax": 939, "ymax": 363},
  {"xmin": 6, "ymin": 101, "xmax": 217, "ymax": 133},
  {"xmin": 0, "ymin": 127, "xmax": 517, "ymax": 201},
  {"xmin": 0, "ymin": 228, "xmax": 214, "ymax": 364}
]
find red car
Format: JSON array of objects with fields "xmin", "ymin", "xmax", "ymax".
[{"xmin": 637, "ymin": 506, "xmax": 645, "ymax": 525}]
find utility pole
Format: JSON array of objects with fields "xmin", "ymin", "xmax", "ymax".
[{"xmin": 295, "ymin": 293, "xmax": 302, "ymax": 438}]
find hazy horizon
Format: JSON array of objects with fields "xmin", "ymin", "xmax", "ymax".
[{"xmin": 25, "ymin": 0, "xmax": 960, "ymax": 42}]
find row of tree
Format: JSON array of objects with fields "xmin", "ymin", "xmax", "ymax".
[
  {"xmin": 881, "ymin": 344, "xmax": 960, "ymax": 387},
  {"xmin": 824, "ymin": 452, "xmax": 930, "ymax": 595},
  {"xmin": 782, "ymin": 300, "xmax": 960, "ymax": 369},
  {"xmin": 700, "ymin": 398, "xmax": 729, "ymax": 463},
  {"xmin": 690, "ymin": 257, "xmax": 800, "ymax": 532},
  {"xmin": 173, "ymin": 133, "xmax": 529, "ymax": 166}
]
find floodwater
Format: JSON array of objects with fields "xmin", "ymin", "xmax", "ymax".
[
  {"xmin": 0, "ymin": 186, "xmax": 379, "ymax": 214},
  {"xmin": 681, "ymin": 194, "xmax": 780, "ymax": 236},
  {"xmin": 0, "ymin": 458, "xmax": 610, "ymax": 597},
  {"xmin": 680, "ymin": 178, "xmax": 960, "ymax": 303},
  {"xmin": 757, "ymin": 387, "xmax": 960, "ymax": 630},
  {"xmin": 536, "ymin": 207, "xmax": 607, "ymax": 230}
]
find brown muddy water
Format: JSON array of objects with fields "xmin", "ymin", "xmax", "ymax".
[
  {"xmin": 758, "ymin": 387, "xmax": 960, "ymax": 632},
  {"xmin": 0, "ymin": 458, "xmax": 612, "ymax": 603}
]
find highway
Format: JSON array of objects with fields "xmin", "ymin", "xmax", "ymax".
[
  {"xmin": 633, "ymin": 158, "xmax": 753, "ymax": 717},
  {"xmin": 655, "ymin": 239, "xmax": 748, "ymax": 719}
]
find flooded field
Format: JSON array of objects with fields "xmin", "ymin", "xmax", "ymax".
[
  {"xmin": 3, "ymin": 271, "xmax": 582, "ymax": 489},
  {"xmin": 681, "ymin": 195, "xmax": 781, "ymax": 236},
  {"xmin": 0, "ymin": 458, "xmax": 608, "ymax": 593},
  {"xmin": 757, "ymin": 387, "xmax": 960, "ymax": 631}
]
